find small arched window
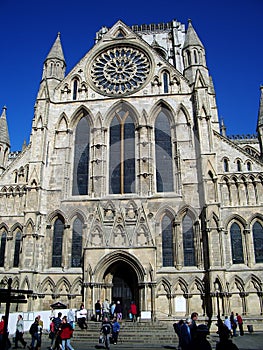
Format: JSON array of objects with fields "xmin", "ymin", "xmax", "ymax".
[
  {"xmin": 230, "ymin": 223, "xmax": 244, "ymax": 264},
  {"xmin": 187, "ymin": 50, "xmax": 191, "ymax": 65},
  {"xmin": 252, "ymin": 221, "xmax": 263, "ymax": 263},
  {"xmin": 223, "ymin": 158, "xmax": 229, "ymax": 172},
  {"xmin": 183, "ymin": 214, "xmax": 196, "ymax": 266},
  {"xmin": 71, "ymin": 218, "xmax": 83, "ymax": 267},
  {"xmin": 162, "ymin": 215, "xmax": 174, "ymax": 267},
  {"xmin": 52, "ymin": 218, "xmax": 64, "ymax": 267},
  {"xmin": 73, "ymin": 79, "xmax": 78, "ymax": 100},
  {"xmin": 247, "ymin": 162, "xmax": 252, "ymax": 171},
  {"xmin": 163, "ymin": 72, "xmax": 169, "ymax": 93},
  {"xmin": 0, "ymin": 232, "xmax": 7, "ymax": 267},
  {"xmin": 194, "ymin": 50, "xmax": 198, "ymax": 64},
  {"xmin": 237, "ymin": 160, "xmax": 242, "ymax": 171},
  {"xmin": 13, "ymin": 231, "xmax": 22, "ymax": 267}
]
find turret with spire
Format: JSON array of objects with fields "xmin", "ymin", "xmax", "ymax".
[
  {"xmin": 0, "ymin": 106, "xmax": 10, "ymax": 174},
  {"xmin": 39, "ymin": 32, "xmax": 66, "ymax": 96},
  {"xmin": 182, "ymin": 19, "xmax": 209, "ymax": 85},
  {"xmin": 257, "ymin": 85, "xmax": 263, "ymax": 158}
]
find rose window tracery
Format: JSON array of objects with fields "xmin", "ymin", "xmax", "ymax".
[{"xmin": 90, "ymin": 46, "xmax": 150, "ymax": 95}]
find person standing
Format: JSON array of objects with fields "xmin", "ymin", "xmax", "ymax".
[
  {"xmin": 102, "ymin": 299, "xmax": 110, "ymax": 319},
  {"xmin": 190, "ymin": 312, "xmax": 198, "ymax": 345},
  {"xmin": 180, "ymin": 318, "xmax": 192, "ymax": 350},
  {"xmin": 67, "ymin": 309, "xmax": 75, "ymax": 328},
  {"xmin": 224, "ymin": 316, "xmax": 232, "ymax": 336},
  {"xmin": 58, "ymin": 316, "xmax": 74, "ymax": 350},
  {"xmin": 95, "ymin": 300, "xmax": 102, "ymax": 322},
  {"xmin": 78, "ymin": 303, "xmax": 88, "ymax": 329},
  {"xmin": 230, "ymin": 312, "xmax": 237, "ymax": 337},
  {"xmin": 129, "ymin": 301, "xmax": 137, "ymax": 322},
  {"xmin": 14, "ymin": 314, "xmax": 27, "ymax": 349},
  {"xmin": 236, "ymin": 313, "xmax": 244, "ymax": 336}
]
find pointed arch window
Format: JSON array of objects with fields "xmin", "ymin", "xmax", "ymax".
[
  {"xmin": 109, "ymin": 110, "xmax": 135, "ymax": 194},
  {"xmin": 155, "ymin": 110, "xmax": 173, "ymax": 192},
  {"xmin": 162, "ymin": 215, "xmax": 174, "ymax": 267},
  {"xmin": 183, "ymin": 215, "xmax": 196, "ymax": 266},
  {"xmin": 252, "ymin": 221, "xmax": 263, "ymax": 263},
  {"xmin": 163, "ymin": 72, "xmax": 169, "ymax": 93},
  {"xmin": 0, "ymin": 232, "xmax": 7, "ymax": 267},
  {"xmin": 230, "ymin": 223, "xmax": 244, "ymax": 264},
  {"xmin": 71, "ymin": 218, "xmax": 83, "ymax": 267},
  {"xmin": 13, "ymin": 231, "xmax": 22, "ymax": 267},
  {"xmin": 73, "ymin": 116, "xmax": 90, "ymax": 195},
  {"xmin": 52, "ymin": 218, "xmax": 64, "ymax": 267}
]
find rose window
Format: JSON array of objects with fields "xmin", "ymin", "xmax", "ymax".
[{"xmin": 90, "ymin": 46, "xmax": 150, "ymax": 95}]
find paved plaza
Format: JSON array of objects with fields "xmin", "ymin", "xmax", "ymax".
[{"xmin": 23, "ymin": 331, "xmax": 263, "ymax": 350}]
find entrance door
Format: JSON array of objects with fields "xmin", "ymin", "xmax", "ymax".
[{"xmin": 107, "ymin": 261, "xmax": 138, "ymax": 319}]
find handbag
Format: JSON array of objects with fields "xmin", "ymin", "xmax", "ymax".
[{"xmin": 99, "ymin": 334, "xmax": 104, "ymax": 344}]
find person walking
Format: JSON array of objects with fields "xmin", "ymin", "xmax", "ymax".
[
  {"xmin": 14, "ymin": 314, "xmax": 27, "ymax": 349},
  {"xmin": 58, "ymin": 316, "xmax": 74, "ymax": 350},
  {"xmin": 190, "ymin": 312, "xmax": 198, "ymax": 345},
  {"xmin": 112, "ymin": 317, "xmax": 120, "ymax": 344},
  {"xmin": 236, "ymin": 313, "xmax": 244, "ymax": 336},
  {"xmin": 51, "ymin": 312, "xmax": 62, "ymax": 350},
  {"xmin": 28, "ymin": 317, "xmax": 40, "ymax": 350},
  {"xmin": 115, "ymin": 301, "xmax": 122, "ymax": 321},
  {"xmin": 100, "ymin": 317, "xmax": 112, "ymax": 350},
  {"xmin": 194, "ymin": 324, "xmax": 212, "ymax": 350}
]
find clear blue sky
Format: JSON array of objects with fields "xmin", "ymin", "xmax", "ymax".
[{"xmin": 0, "ymin": 0, "xmax": 262, "ymax": 151}]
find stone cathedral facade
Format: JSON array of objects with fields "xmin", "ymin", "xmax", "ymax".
[{"xmin": 0, "ymin": 19, "xmax": 263, "ymax": 321}]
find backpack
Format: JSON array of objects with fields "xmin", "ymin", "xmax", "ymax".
[
  {"xmin": 29, "ymin": 322, "xmax": 38, "ymax": 335},
  {"xmin": 102, "ymin": 323, "xmax": 111, "ymax": 334}
]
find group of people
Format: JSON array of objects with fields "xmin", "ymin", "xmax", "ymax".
[
  {"xmin": 100, "ymin": 316, "xmax": 120, "ymax": 349},
  {"xmin": 48, "ymin": 311, "xmax": 75, "ymax": 350},
  {"xmin": 224, "ymin": 312, "xmax": 244, "ymax": 337},
  {"xmin": 173, "ymin": 311, "xmax": 243, "ymax": 350},
  {"xmin": 94, "ymin": 299, "xmax": 137, "ymax": 322}
]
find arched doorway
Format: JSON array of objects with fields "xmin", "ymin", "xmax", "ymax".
[{"xmin": 104, "ymin": 261, "xmax": 139, "ymax": 319}]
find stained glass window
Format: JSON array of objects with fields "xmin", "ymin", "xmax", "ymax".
[
  {"xmin": 230, "ymin": 223, "xmax": 244, "ymax": 264},
  {"xmin": 183, "ymin": 215, "xmax": 196, "ymax": 266},
  {"xmin": 109, "ymin": 111, "xmax": 135, "ymax": 194},
  {"xmin": 71, "ymin": 218, "xmax": 83, "ymax": 267},
  {"xmin": 52, "ymin": 218, "xmax": 64, "ymax": 267},
  {"xmin": 253, "ymin": 221, "xmax": 263, "ymax": 263},
  {"xmin": 0, "ymin": 232, "xmax": 7, "ymax": 267},
  {"xmin": 73, "ymin": 117, "xmax": 90, "ymax": 195},
  {"xmin": 162, "ymin": 215, "xmax": 174, "ymax": 267},
  {"xmin": 155, "ymin": 110, "xmax": 173, "ymax": 192},
  {"xmin": 13, "ymin": 231, "xmax": 21, "ymax": 267}
]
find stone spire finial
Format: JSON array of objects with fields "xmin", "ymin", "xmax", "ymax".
[{"xmin": 0, "ymin": 106, "xmax": 10, "ymax": 146}]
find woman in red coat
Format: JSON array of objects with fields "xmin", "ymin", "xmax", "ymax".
[
  {"xmin": 130, "ymin": 301, "xmax": 137, "ymax": 322},
  {"xmin": 58, "ymin": 316, "xmax": 74, "ymax": 350}
]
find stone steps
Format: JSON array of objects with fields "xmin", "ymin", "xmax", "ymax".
[{"xmin": 71, "ymin": 321, "xmax": 177, "ymax": 344}]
